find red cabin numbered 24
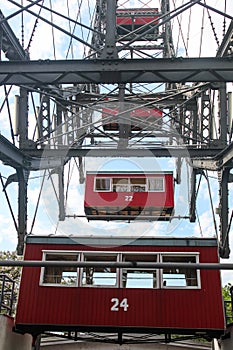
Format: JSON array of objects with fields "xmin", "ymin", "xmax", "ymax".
[{"xmin": 15, "ymin": 236, "xmax": 225, "ymax": 340}]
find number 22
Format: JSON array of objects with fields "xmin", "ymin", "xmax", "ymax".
[{"xmin": 125, "ymin": 195, "xmax": 133, "ymax": 201}]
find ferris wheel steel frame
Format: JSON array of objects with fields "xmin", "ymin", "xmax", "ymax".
[{"xmin": 0, "ymin": 0, "xmax": 233, "ymax": 258}]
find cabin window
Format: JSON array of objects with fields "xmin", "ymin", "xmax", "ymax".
[
  {"xmin": 42, "ymin": 253, "xmax": 78, "ymax": 285},
  {"xmin": 161, "ymin": 255, "xmax": 199, "ymax": 287},
  {"xmin": 147, "ymin": 177, "xmax": 164, "ymax": 191},
  {"xmin": 122, "ymin": 254, "xmax": 158, "ymax": 288},
  {"xmin": 81, "ymin": 254, "xmax": 118, "ymax": 287},
  {"xmin": 95, "ymin": 178, "xmax": 111, "ymax": 191},
  {"xmin": 112, "ymin": 177, "xmax": 146, "ymax": 192},
  {"xmin": 112, "ymin": 178, "xmax": 129, "ymax": 192},
  {"xmin": 40, "ymin": 251, "xmax": 200, "ymax": 289},
  {"xmin": 94, "ymin": 175, "xmax": 167, "ymax": 193},
  {"xmin": 130, "ymin": 178, "xmax": 146, "ymax": 192}
]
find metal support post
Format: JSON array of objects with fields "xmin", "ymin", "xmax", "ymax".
[
  {"xmin": 18, "ymin": 87, "xmax": 29, "ymax": 148},
  {"xmin": 39, "ymin": 94, "xmax": 52, "ymax": 144},
  {"xmin": 58, "ymin": 166, "xmax": 65, "ymax": 221},
  {"xmin": 100, "ymin": 0, "xmax": 118, "ymax": 59},
  {"xmin": 16, "ymin": 168, "xmax": 29, "ymax": 255},
  {"xmin": 118, "ymin": 84, "xmax": 130, "ymax": 148},
  {"xmin": 189, "ymin": 168, "xmax": 198, "ymax": 222},
  {"xmin": 219, "ymin": 168, "xmax": 230, "ymax": 258},
  {"xmin": 32, "ymin": 335, "xmax": 41, "ymax": 350},
  {"xmin": 219, "ymin": 83, "xmax": 228, "ymax": 145}
]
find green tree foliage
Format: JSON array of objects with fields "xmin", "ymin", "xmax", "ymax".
[
  {"xmin": 0, "ymin": 251, "xmax": 22, "ymax": 316},
  {"xmin": 222, "ymin": 283, "xmax": 233, "ymax": 325},
  {"xmin": 0, "ymin": 251, "xmax": 22, "ymax": 280}
]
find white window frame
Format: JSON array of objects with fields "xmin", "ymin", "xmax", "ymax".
[
  {"xmin": 93, "ymin": 176, "xmax": 166, "ymax": 193},
  {"xmin": 94, "ymin": 177, "xmax": 112, "ymax": 192},
  {"xmin": 129, "ymin": 178, "xmax": 146, "ymax": 192},
  {"xmin": 147, "ymin": 177, "xmax": 165, "ymax": 192},
  {"xmin": 112, "ymin": 177, "xmax": 130, "ymax": 192},
  {"xmin": 39, "ymin": 250, "xmax": 201, "ymax": 290},
  {"xmin": 40, "ymin": 250, "xmax": 80, "ymax": 287},
  {"xmin": 120, "ymin": 252, "xmax": 159, "ymax": 289},
  {"xmin": 80, "ymin": 251, "xmax": 119, "ymax": 288},
  {"xmin": 160, "ymin": 253, "xmax": 201, "ymax": 289}
]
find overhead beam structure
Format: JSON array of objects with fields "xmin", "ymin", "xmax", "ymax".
[
  {"xmin": 0, "ymin": 57, "xmax": 233, "ymax": 85},
  {"xmin": 23, "ymin": 146, "xmax": 228, "ymax": 162},
  {"xmin": 1, "ymin": 0, "xmax": 233, "ymax": 259},
  {"xmin": 0, "ymin": 130, "xmax": 231, "ymax": 171}
]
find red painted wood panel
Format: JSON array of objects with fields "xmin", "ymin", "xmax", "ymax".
[
  {"xmin": 16, "ymin": 282, "xmax": 224, "ymax": 329},
  {"xmin": 15, "ymin": 241, "xmax": 225, "ymax": 334},
  {"xmin": 116, "ymin": 9, "xmax": 159, "ymax": 26},
  {"xmin": 84, "ymin": 173, "xmax": 174, "ymax": 209}
]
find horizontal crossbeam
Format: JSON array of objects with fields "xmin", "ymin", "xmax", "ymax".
[
  {"xmin": 24, "ymin": 146, "xmax": 224, "ymax": 160},
  {"xmin": 0, "ymin": 131, "xmax": 227, "ymax": 170},
  {"xmin": 0, "ymin": 57, "xmax": 233, "ymax": 85},
  {"xmin": 0, "ymin": 260, "xmax": 232, "ymax": 270}
]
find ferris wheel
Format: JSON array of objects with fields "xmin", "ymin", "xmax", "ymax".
[{"xmin": 0, "ymin": 0, "xmax": 232, "ymax": 259}]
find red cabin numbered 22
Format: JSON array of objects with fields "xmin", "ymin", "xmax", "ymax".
[{"xmin": 84, "ymin": 171, "xmax": 174, "ymax": 220}]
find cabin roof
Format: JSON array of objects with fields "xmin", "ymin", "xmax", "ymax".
[
  {"xmin": 25, "ymin": 235, "xmax": 218, "ymax": 247},
  {"xmin": 86, "ymin": 171, "xmax": 173, "ymax": 175}
]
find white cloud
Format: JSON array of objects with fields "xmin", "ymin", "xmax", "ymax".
[
  {"xmin": 193, "ymin": 210, "xmax": 218, "ymax": 237},
  {"xmin": 0, "ymin": 214, "xmax": 18, "ymax": 251}
]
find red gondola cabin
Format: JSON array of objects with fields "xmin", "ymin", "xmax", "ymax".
[
  {"xmin": 102, "ymin": 104, "xmax": 162, "ymax": 131},
  {"xmin": 84, "ymin": 171, "xmax": 174, "ymax": 220},
  {"xmin": 15, "ymin": 236, "xmax": 225, "ymax": 340},
  {"xmin": 116, "ymin": 8, "xmax": 160, "ymax": 41}
]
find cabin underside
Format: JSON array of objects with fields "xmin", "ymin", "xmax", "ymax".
[
  {"xmin": 102, "ymin": 120, "xmax": 162, "ymax": 131},
  {"xmin": 14, "ymin": 324, "xmax": 225, "ymax": 343},
  {"xmin": 84, "ymin": 206, "xmax": 174, "ymax": 221}
]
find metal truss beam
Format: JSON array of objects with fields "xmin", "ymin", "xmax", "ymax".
[
  {"xmin": 25, "ymin": 147, "xmax": 224, "ymax": 162},
  {"xmin": 3, "ymin": 127, "xmax": 233, "ymax": 172},
  {"xmin": 192, "ymin": 142, "xmax": 233, "ymax": 170},
  {"xmin": 0, "ymin": 10, "xmax": 29, "ymax": 61},
  {"xmin": 218, "ymin": 142, "xmax": 233, "ymax": 168},
  {"xmin": 0, "ymin": 132, "xmax": 226, "ymax": 170},
  {"xmin": 0, "ymin": 134, "xmax": 30, "ymax": 169},
  {"xmin": 0, "ymin": 57, "xmax": 233, "ymax": 85},
  {"xmin": 217, "ymin": 20, "xmax": 233, "ymax": 57},
  {"xmin": 0, "ymin": 134, "xmax": 65, "ymax": 170}
]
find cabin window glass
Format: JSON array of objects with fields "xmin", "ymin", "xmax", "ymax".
[
  {"xmin": 122, "ymin": 254, "xmax": 157, "ymax": 288},
  {"xmin": 95, "ymin": 178, "xmax": 111, "ymax": 191},
  {"xmin": 161, "ymin": 255, "xmax": 198, "ymax": 287},
  {"xmin": 82, "ymin": 254, "xmax": 117, "ymax": 287},
  {"xmin": 148, "ymin": 177, "xmax": 164, "ymax": 191},
  {"xmin": 130, "ymin": 178, "xmax": 146, "ymax": 192},
  {"xmin": 112, "ymin": 178, "xmax": 129, "ymax": 192},
  {"xmin": 43, "ymin": 254, "xmax": 78, "ymax": 285}
]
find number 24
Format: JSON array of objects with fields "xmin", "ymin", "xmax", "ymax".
[{"xmin": 111, "ymin": 298, "xmax": 129, "ymax": 312}]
